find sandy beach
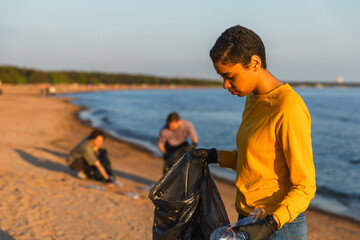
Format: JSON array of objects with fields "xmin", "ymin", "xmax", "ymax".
[{"xmin": 0, "ymin": 84, "xmax": 359, "ymax": 240}]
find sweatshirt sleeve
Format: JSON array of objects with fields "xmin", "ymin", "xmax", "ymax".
[
  {"xmin": 220, "ymin": 150, "xmax": 238, "ymax": 170},
  {"xmin": 273, "ymin": 101, "xmax": 316, "ymax": 227}
]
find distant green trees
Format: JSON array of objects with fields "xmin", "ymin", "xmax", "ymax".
[{"xmin": 0, "ymin": 65, "xmax": 221, "ymax": 86}]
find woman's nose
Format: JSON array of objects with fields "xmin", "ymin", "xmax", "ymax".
[{"xmin": 223, "ymin": 80, "xmax": 231, "ymax": 89}]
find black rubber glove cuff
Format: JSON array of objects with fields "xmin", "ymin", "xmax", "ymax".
[
  {"xmin": 265, "ymin": 215, "xmax": 279, "ymax": 232},
  {"xmin": 207, "ymin": 148, "xmax": 218, "ymax": 164}
]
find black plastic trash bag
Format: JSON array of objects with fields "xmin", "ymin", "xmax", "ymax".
[
  {"xmin": 149, "ymin": 151, "xmax": 230, "ymax": 240},
  {"xmin": 163, "ymin": 143, "xmax": 196, "ymax": 173}
]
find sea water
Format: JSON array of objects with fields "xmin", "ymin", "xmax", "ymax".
[{"xmin": 63, "ymin": 87, "xmax": 360, "ymax": 222}]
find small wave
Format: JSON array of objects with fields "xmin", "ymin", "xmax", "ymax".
[
  {"xmin": 77, "ymin": 107, "xmax": 162, "ymax": 156},
  {"xmin": 92, "ymin": 109, "xmax": 108, "ymax": 115},
  {"xmin": 105, "ymin": 128, "xmax": 162, "ymax": 156},
  {"xmin": 338, "ymin": 117, "xmax": 352, "ymax": 122},
  {"xmin": 316, "ymin": 186, "xmax": 360, "ymax": 201},
  {"xmin": 311, "ymin": 192, "xmax": 360, "ymax": 222},
  {"xmin": 349, "ymin": 159, "xmax": 360, "ymax": 165},
  {"xmin": 101, "ymin": 116, "xmax": 110, "ymax": 123}
]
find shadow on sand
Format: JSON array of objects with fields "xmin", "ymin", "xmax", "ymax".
[
  {"xmin": 113, "ymin": 170, "xmax": 156, "ymax": 186},
  {"xmin": 35, "ymin": 147, "xmax": 68, "ymax": 160},
  {"xmin": 14, "ymin": 149, "xmax": 73, "ymax": 175},
  {"xmin": 0, "ymin": 230, "xmax": 15, "ymax": 240},
  {"xmin": 16, "ymin": 148, "xmax": 157, "ymax": 186}
]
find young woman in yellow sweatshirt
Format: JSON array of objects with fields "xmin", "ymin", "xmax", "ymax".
[{"xmin": 192, "ymin": 26, "xmax": 316, "ymax": 240}]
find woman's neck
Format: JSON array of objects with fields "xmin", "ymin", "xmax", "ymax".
[{"xmin": 253, "ymin": 69, "xmax": 284, "ymax": 95}]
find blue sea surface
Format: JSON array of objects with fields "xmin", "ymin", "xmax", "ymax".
[{"xmin": 63, "ymin": 87, "xmax": 360, "ymax": 221}]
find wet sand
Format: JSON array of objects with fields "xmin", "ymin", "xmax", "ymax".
[{"xmin": 0, "ymin": 84, "xmax": 359, "ymax": 240}]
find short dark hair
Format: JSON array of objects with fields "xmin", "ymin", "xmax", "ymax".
[
  {"xmin": 89, "ymin": 129, "xmax": 105, "ymax": 140},
  {"xmin": 166, "ymin": 112, "xmax": 180, "ymax": 124},
  {"xmin": 210, "ymin": 25, "xmax": 267, "ymax": 69}
]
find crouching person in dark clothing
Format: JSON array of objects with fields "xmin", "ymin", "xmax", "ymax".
[{"xmin": 67, "ymin": 129, "xmax": 114, "ymax": 185}]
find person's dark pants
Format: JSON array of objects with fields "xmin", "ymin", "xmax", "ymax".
[{"xmin": 69, "ymin": 149, "xmax": 113, "ymax": 181}]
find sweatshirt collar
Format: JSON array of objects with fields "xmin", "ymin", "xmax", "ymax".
[{"xmin": 249, "ymin": 83, "xmax": 290, "ymax": 101}]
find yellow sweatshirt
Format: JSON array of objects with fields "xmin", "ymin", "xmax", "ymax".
[{"xmin": 220, "ymin": 83, "xmax": 316, "ymax": 228}]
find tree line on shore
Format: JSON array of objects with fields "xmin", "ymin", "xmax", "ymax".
[
  {"xmin": 2, "ymin": 65, "xmax": 359, "ymax": 88},
  {"xmin": 0, "ymin": 65, "xmax": 221, "ymax": 86}
]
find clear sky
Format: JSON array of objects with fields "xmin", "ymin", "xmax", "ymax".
[{"xmin": 1, "ymin": 0, "xmax": 359, "ymax": 82}]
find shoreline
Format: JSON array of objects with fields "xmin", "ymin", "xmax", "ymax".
[
  {"xmin": 0, "ymin": 84, "xmax": 359, "ymax": 239},
  {"xmin": 67, "ymin": 99, "xmax": 158, "ymax": 156}
]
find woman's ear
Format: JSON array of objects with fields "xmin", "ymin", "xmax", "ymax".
[{"xmin": 249, "ymin": 55, "xmax": 262, "ymax": 71}]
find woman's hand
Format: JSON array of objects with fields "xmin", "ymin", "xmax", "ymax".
[
  {"xmin": 232, "ymin": 215, "xmax": 279, "ymax": 240},
  {"xmin": 191, "ymin": 148, "xmax": 217, "ymax": 164}
]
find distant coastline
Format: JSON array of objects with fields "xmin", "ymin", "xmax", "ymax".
[
  {"xmin": 1, "ymin": 65, "xmax": 359, "ymax": 89},
  {"xmin": 3, "ymin": 81, "xmax": 359, "ymax": 97},
  {"xmin": 289, "ymin": 82, "xmax": 360, "ymax": 88}
]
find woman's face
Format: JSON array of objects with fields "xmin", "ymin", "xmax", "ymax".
[
  {"xmin": 91, "ymin": 135, "xmax": 104, "ymax": 148},
  {"xmin": 213, "ymin": 61, "xmax": 257, "ymax": 97}
]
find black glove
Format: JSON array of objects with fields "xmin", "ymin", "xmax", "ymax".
[
  {"xmin": 232, "ymin": 215, "xmax": 278, "ymax": 240},
  {"xmin": 191, "ymin": 148, "xmax": 217, "ymax": 164},
  {"xmin": 104, "ymin": 178, "xmax": 113, "ymax": 184}
]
